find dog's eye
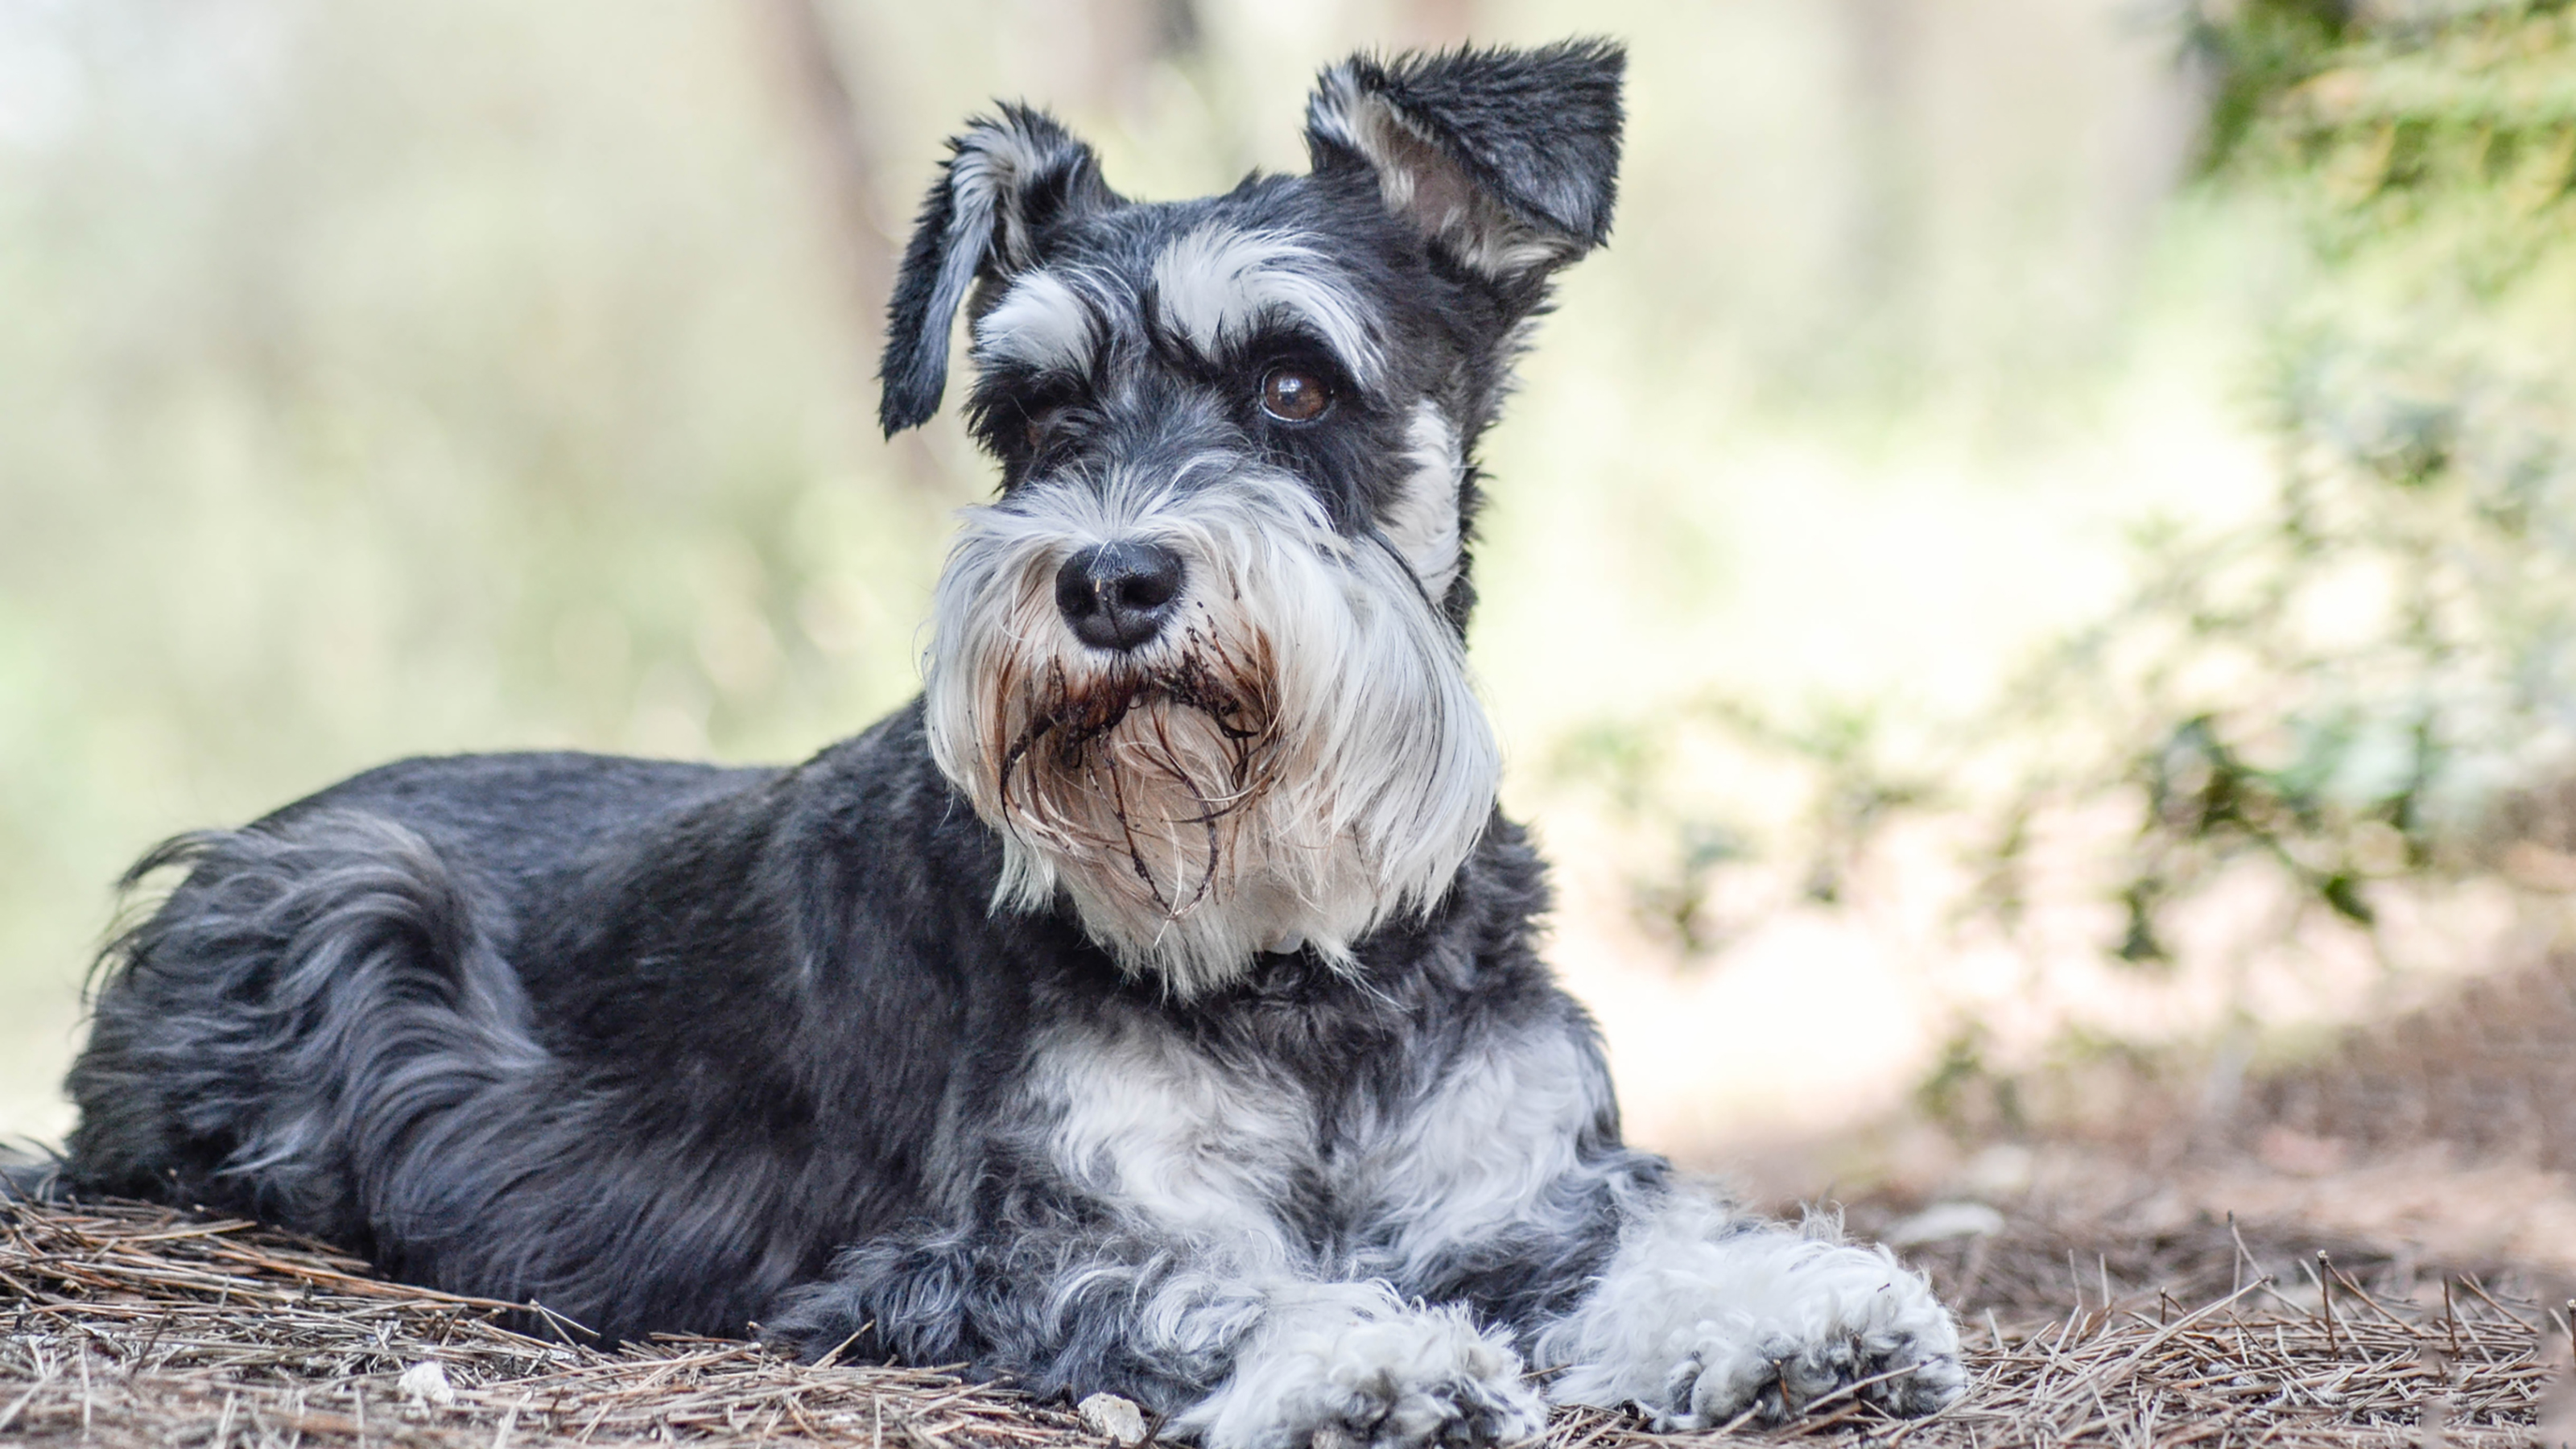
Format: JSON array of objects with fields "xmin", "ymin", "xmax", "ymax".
[{"xmin": 1260, "ymin": 366, "xmax": 1331, "ymax": 423}]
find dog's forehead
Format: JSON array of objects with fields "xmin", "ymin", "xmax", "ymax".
[
  {"xmin": 972, "ymin": 178, "xmax": 1422, "ymax": 387},
  {"xmin": 1063, "ymin": 179, "xmax": 1373, "ymax": 268}
]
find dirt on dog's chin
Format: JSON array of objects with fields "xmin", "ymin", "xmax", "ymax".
[
  {"xmin": 993, "ymin": 662, "xmax": 1284, "ymax": 923},
  {"xmin": 973, "ymin": 668, "xmax": 1435, "ymax": 994}
]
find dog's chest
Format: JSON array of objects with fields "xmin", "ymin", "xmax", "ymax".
[{"xmin": 1012, "ymin": 1014, "xmax": 1602, "ymax": 1261}]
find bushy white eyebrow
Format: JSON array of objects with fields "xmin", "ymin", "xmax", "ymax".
[
  {"xmin": 1150, "ymin": 228, "xmax": 1383, "ymax": 386},
  {"xmin": 973, "ymin": 270, "xmax": 1096, "ymax": 374}
]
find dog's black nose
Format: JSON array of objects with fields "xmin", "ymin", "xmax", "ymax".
[{"xmin": 1055, "ymin": 542, "xmax": 1186, "ymax": 651}]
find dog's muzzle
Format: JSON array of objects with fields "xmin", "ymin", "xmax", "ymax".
[{"xmin": 924, "ymin": 464, "xmax": 1501, "ymax": 995}]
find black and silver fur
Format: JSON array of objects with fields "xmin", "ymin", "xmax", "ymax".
[{"xmin": 58, "ymin": 43, "xmax": 1965, "ymax": 1446}]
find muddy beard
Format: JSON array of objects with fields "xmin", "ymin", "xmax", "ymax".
[{"xmin": 989, "ymin": 633, "xmax": 1283, "ymax": 927}]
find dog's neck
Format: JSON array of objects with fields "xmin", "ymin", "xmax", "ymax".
[{"xmin": 981, "ymin": 762, "xmax": 1497, "ymax": 999}]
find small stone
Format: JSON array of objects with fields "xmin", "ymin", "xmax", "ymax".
[
  {"xmin": 1077, "ymin": 1391, "xmax": 1148, "ymax": 1444},
  {"xmin": 1887, "ymin": 1200, "xmax": 2006, "ymax": 1248},
  {"xmin": 397, "ymin": 1360, "xmax": 456, "ymax": 1407}
]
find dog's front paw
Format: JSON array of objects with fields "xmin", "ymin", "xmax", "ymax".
[
  {"xmin": 1654, "ymin": 1282, "xmax": 1965, "ymax": 1428},
  {"xmin": 1302, "ymin": 1318, "xmax": 1542, "ymax": 1449},
  {"xmin": 1186, "ymin": 1302, "xmax": 1543, "ymax": 1449},
  {"xmin": 1546, "ymin": 1226, "xmax": 1966, "ymax": 1429}
]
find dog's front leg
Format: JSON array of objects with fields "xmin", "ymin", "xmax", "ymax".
[
  {"xmin": 1171, "ymin": 1278, "xmax": 1542, "ymax": 1449},
  {"xmin": 770, "ymin": 1227, "xmax": 1542, "ymax": 1449},
  {"xmin": 1531, "ymin": 1191, "xmax": 1965, "ymax": 1428},
  {"xmin": 1356, "ymin": 1020, "xmax": 1962, "ymax": 1428}
]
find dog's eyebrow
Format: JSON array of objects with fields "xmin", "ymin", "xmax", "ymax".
[
  {"xmin": 1150, "ymin": 227, "xmax": 1383, "ymax": 386},
  {"xmin": 972, "ymin": 269, "xmax": 1098, "ymax": 375}
]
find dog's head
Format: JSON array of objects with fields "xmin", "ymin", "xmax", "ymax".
[{"xmin": 894, "ymin": 41, "xmax": 1624, "ymax": 996}]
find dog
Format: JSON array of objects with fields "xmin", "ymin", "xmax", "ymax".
[{"xmin": 51, "ymin": 41, "xmax": 1964, "ymax": 1447}]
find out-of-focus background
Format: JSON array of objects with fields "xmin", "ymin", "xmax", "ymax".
[{"xmin": 4, "ymin": 0, "xmax": 2573, "ymax": 1282}]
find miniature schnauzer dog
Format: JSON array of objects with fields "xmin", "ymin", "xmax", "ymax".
[{"xmin": 55, "ymin": 41, "xmax": 1963, "ymax": 1446}]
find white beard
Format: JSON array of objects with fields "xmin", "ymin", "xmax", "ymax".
[{"xmin": 923, "ymin": 461, "xmax": 1500, "ymax": 998}]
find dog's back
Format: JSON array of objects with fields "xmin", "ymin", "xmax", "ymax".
[{"xmin": 62, "ymin": 708, "xmax": 1027, "ymax": 1338}]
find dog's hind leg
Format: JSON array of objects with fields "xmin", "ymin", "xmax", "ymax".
[
  {"xmin": 0, "ymin": 1143, "xmax": 64, "ymax": 1203},
  {"xmin": 63, "ymin": 813, "xmax": 543, "ymax": 1249}
]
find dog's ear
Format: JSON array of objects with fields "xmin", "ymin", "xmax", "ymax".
[
  {"xmin": 1303, "ymin": 39, "xmax": 1624, "ymax": 285},
  {"xmin": 880, "ymin": 105, "xmax": 1118, "ymax": 436}
]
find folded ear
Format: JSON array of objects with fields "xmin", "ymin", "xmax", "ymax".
[
  {"xmin": 880, "ymin": 105, "xmax": 1118, "ymax": 436},
  {"xmin": 1304, "ymin": 39, "xmax": 1624, "ymax": 285}
]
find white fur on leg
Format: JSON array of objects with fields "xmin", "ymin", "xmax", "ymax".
[
  {"xmin": 1176, "ymin": 1282, "xmax": 1543, "ymax": 1449},
  {"xmin": 1535, "ymin": 1193, "xmax": 1964, "ymax": 1427}
]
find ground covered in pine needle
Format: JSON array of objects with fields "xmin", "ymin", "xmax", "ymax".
[{"xmin": 4, "ymin": 1194, "xmax": 2570, "ymax": 1449}]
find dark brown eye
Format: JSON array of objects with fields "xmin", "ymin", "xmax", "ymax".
[{"xmin": 1260, "ymin": 366, "xmax": 1331, "ymax": 423}]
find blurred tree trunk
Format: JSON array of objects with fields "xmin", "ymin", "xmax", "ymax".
[
  {"xmin": 753, "ymin": 0, "xmax": 947, "ymax": 482},
  {"xmin": 758, "ymin": 0, "xmax": 895, "ymax": 355}
]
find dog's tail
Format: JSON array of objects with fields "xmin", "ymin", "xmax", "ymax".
[
  {"xmin": 60, "ymin": 813, "xmax": 546, "ymax": 1245},
  {"xmin": 1, "ymin": 1139, "xmax": 64, "ymax": 1203}
]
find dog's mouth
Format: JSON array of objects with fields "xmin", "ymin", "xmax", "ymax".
[{"xmin": 986, "ymin": 630, "xmax": 1282, "ymax": 919}]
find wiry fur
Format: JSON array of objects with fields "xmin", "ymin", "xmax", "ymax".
[
  {"xmin": 925, "ymin": 460, "xmax": 1496, "ymax": 993},
  {"xmin": 883, "ymin": 105, "xmax": 1120, "ymax": 433},
  {"xmin": 1150, "ymin": 228, "xmax": 1389, "ymax": 387},
  {"xmin": 1305, "ymin": 41, "xmax": 1624, "ymax": 283},
  {"xmin": 56, "ymin": 40, "xmax": 1964, "ymax": 1449},
  {"xmin": 1384, "ymin": 402, "xmax": 1467, "ymax": 596}
]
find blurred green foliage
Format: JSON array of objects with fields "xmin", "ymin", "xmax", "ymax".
[
  {"xmin": 2186, "ymin": 0, "xmax": 2359, "ymax": 173},
  {"xmin": 1565, "ymin": 0, "xmax": 2576, "ymax": 970},
  {"xmin": 2013, "ymin": 0, "xmax": 2576, "ymax": 955}
]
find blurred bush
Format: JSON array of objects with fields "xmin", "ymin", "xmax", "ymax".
[{"xmin": 1562, "ymin": 1, "xmax": 2576, "ymax": 988}]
